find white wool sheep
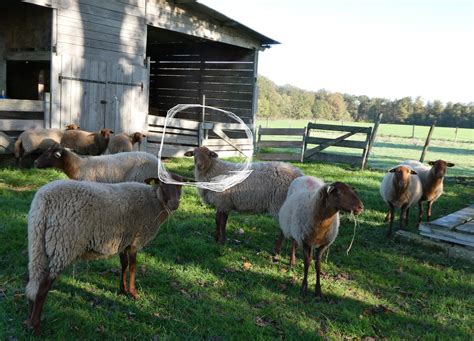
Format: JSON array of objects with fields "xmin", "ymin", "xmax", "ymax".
[
  {"xmin": 184, "ymin": 146, "xmax": 303, "ymax": 244},
  {"xmin": 104, "ymin": 132, "xmax": 147, "ymax": 154},
  {"xmin": 380, "ymin": 164, "xmax": 423, "ymax": 236},
  {"xmin": 14, "ymin": 124, "xmax": 80, "ymax": 162},
  {"xmin": 25, "ymin": 176, "xmax": 183, "ymax": 336},
  {"xmin": 277, "ymin": 176, "xmax": 363, "ymax": 298},
  {"xmin": 60, "ymin": 128, "xmax": 113, "ymax": 155},
  {"xmin": 402, "ymin": 159, "xmax": 454, "ymax": 223},
  {"xmin": 34, "ymin": 147, "xmax": 159, "ymax": 183}
]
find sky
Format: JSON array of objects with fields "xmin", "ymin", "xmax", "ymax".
[{"xmin": 200, "ymin": 0, "xmax": 474, "ymax": 104}]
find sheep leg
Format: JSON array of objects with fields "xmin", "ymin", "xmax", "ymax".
[
  {"xmin": 418, "ymin": 200, "xmax": 424, "ymax": 224},
  {"xmin": 399, "ymin": 204, "xmax": 409, "ymax": 230},
  {"xmin": 119, "ymin": 251, "xmax": 129, "ymax": 296},
  {"xmin": 290, "ymin": 239, "xmax": 297, "ymax": 267},
  {"xmin": 384, "ymin": 211, "xmax": 391, "ymax": 222},
  {"xmin": 273, "ymin": 231, "xmax": 285, "ymax": 262},
  {"xmin": 387, "ymin": 203, "xmax": 395, "ymax": 237},
  {"xmin": 301, "ymin": 243, "xmax": 312, "ymax": 295},
  {"xmin": 215, "ymin": 211, "xmax": 228, "ymax": 244},
  {"xmin": 427, "ymin": 201, "xmax": 433, "ymax": 222},
  {"xmin": 314, "ymin": 246, "xmax": 328, "ymax": 299},
  {"xmin": 27, "ymin": 273, "xmax": 54, "ymax": 336},
  {"xmin": 128, "ymin": 248, "xmax": 139, "ymax": 300},
  {"xmin": 405, "ymin": 207, "xmax": 410, "ymax": 227}
]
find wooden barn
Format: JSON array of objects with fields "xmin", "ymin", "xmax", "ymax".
[{"xmin": 0, "ymin": 0, "xmax": 277, "ymax": 157}]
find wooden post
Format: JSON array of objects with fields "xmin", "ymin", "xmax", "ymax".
[
  {"xmin": 420, "ymin": 122, "xmax": 436, "ymax": 162},
  {"xmin": 300, "ymin": 124, "xmax": 309, "ymax": 163},
  {"xmin": 454, "ymin": 127, "xmax": 458, "ymax": 142},
  {"xmin": 362, "ymin": 112, "xmax": 382, "ymax": 170},
  {"xmin": 43, "ymin": 92, "xmax": 51, "ymax": 129},
  {"xmin": 411, "ymin": 124, "xmax": 415, "ymax": 139}
]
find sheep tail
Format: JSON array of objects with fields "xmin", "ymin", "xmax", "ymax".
[
  {"xmin": 14, "ymin": 137, "xmax": 22, "ymax": 159},
  {"xmin": 25, "ymin": 208, "xmax": 49, "ymax": 300}
]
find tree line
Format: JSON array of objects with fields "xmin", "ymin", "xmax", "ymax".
[{"xmin": 257, "ymin": 76, "xmax": 474, "ymax": 128}]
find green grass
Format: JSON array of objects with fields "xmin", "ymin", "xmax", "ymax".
[
  {"xmin": 1, "ymin": 162, "xmax": 473, "ymax": 339},
  {"xmin": 257, "ymin": 119, "xmax": 474, "ymax": 177}
]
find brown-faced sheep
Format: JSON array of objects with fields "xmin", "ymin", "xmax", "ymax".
[
  {"xmin": 26, "ymin": 175, "xmax": 183, "ymax": 336},
  {"xmin": 60, "ymin": 128, "xmax": 113, "ymax": 155},
  {"xmin": 380, "ymin": 165, "xmax": 423, "ymax": 237},
  {"xmin": 184, "ymin": 146, "xmax": 303, "ymax": 244},
  {"xmin": 277, "ymin": 176, "xmax": 364, "ymax": 298},
  {"xmin": 105, "ymin": 132, "xmax": 147, "ymax": 154},
  {"xmin": 402, "ymin": 159, "xmax": 455, "ymax": 223}
]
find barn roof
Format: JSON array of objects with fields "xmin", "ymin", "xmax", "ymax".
[{"xmin": 188, "ymin": 1, "xmax": 280, "ymax": 48}]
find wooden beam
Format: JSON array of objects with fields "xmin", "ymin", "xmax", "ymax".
[
  {"xmin": 0, "ymin": 119, "xmax": 44, "ymax": 131},
  {"xmin": 420, "ymin": 121, "xmax": 436, "ymax": 162},
  {"xmin": 304, "ymin": 130, "xmax": 360, "ymax": 159},
  {"xmin": 0, "ymin": 99, "xmax": 44, "ymax": 112},
  {"xmin": 307, "ymin": 123, "xmax": 372, "ymax": 133},
  {"xmin": 5, "ymin": 51, "xmax": 51, "ymax": 61}
]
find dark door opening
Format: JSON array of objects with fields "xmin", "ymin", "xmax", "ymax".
[{"xmin": 6, "ymin": 60, "xmax": 50, "ymax": 100}]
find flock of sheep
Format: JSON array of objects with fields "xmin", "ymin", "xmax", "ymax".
[{"xmin": 15, "ymin": 125, "xmax": 454, "ymax": 336}]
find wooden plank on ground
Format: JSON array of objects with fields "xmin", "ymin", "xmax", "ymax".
[{"xmin": 429, "ymin": 205, "xmax": 474, "ymax": 230}]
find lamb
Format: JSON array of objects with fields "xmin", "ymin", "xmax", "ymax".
[
  {"xmin": 276, "ymin": 176, "xmax": 364, "ymax": 298},
  {"xmin": 14, "ymin": 124, "xmax": 80, "ymax": 163},
  {"xmin": 184, "ymin": 146, "xmax": 303, "ymax": 244},
  {"xmin": 25, "ymin": 175, "xmax": 183, "ymax": 336},
  {"xmin": 380, "ymin": 165, "xmax": 423, "ymax": 237},
  {"xmin": 60, "ymin": 128, "xmax": 113, "ymax": 155},
  {"xmin": 402, "ymin": 159, "xmax": 455, "ymax": 223},
  {"xmin": 34, "ymin": 146, "xmax": 159, "ymax": 183},
  {"xmin": 104, "ymin": 132, "xmax": 147, "ymax": 154}
]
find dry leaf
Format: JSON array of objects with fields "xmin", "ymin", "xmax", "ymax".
[{"xmin": 243, "ymin": 261, "xmax": 252, "ymax": 270}]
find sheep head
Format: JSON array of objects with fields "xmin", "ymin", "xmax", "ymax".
[
  {"xmin": 65, "ymin": 124, "xmax": 80, "ymax": 130},
  {"xmin": 184, "ymin": 147, "xmax": 218, "ymax": 173},
  {"xmin": 325, "ymin": 182, "xmax": 364, "ymax": 215},
  {"xmin": 389, "ymin": 165, "xmax": 417, "ymax": 190},
  {"xmin": 99, "ymin": 129, "xmax": 114, "ymax": 140},
  {"xmin": 34, "ymin": 145, "xmax": 66, "ymax": 169},
  {"xmin": 428, "ymin": 160, "xmax": 455, "ymax": 179},
  {"xmin": 145, "ymin": 174, "xmax": 183, "ymax": 211},
  {"xmin": 131, "ymin": 132, "xmax": 146, "ymax": 144}
]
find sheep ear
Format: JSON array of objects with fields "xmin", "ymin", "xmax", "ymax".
[
  {"xmin": 210, "ymin": 151, "xmax": 218, "ymax": 158},
  {"xmin": 326, "ymin": 185, "xmax": 334, "ymax": 194},
  {"xmin": 388, "ymin": 167, "xmax": 396, "ymax": 173},
  {"xmin": 428, "ymin": 161, "xmax": 435, "ymax": 166},
  {"xmin": 447, "ymin": 162, "xmax": 455, "ymax": 167},
  {"xmin": 53, "ymin": 151, "xmax": 62, "ymax": 159},
  {"xmin": 410, "ymin": 169, "xmax": 417, "ymax": 175},
  {"xmin": 184, "ymin": 151, "xmax": 194, "ymax": 157}
]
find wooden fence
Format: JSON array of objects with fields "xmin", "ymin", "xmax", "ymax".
[{"xmin": 255, "ymin": 127, "xmax": 306, "ymax": 161}]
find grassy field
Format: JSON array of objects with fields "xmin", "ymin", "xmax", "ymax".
[
  {"xmin": 1, "ymin": 161, "xmax": 473, "ymax": 339},
  {"xmin": 257, "ymin": 119, "xmax": 473, "ymax": 177}
]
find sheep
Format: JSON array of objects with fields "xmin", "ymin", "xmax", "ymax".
[
  {"xmin": 276, "ymin": 176, "xmax": 364, "ymax": 298},
  {"xmin": 380, "ymin": 165, "xmax": 423, "ymax": 237},
  {"xmin": 104, "ymin": 132, "xmax": 147, "ymax": 154},
  {"xmin": 13, "ymin": 124, "xmax": 80, "ymax": 163},
  {"xmin": 402, "ymin": 159, "xmax": 455, "ymax": 223},
  {"xmin": 60, "ymin": 128, "xmax": 113, "ymax": 155},
  {"xmin": 184, "ymin": 146, "xmax": 303, "ymax": 244},
  {"xmin": 25, "ymin": 175, "xmax": 183, "ymax": 336},
  {"xmin": 34, "ymin": 146, "xmax": 159, "ymax": 183}
]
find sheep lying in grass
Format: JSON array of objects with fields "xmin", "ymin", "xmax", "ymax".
[
  {"xmin": 14, "ymin": 124, "xmax": 80, "ymax": 164},
  {"xmin": 60, "ymin": 128, "xmax": 113, "ymax": 155},
  {"xmin": 34, "ymin": 147, "xmax": 159, "ymax": 183},
  {"xmin": 104, "ymin": 132, "xmax": 147, "ymax": 154},
  {"xmin": 403, "ymin": 159, "xmax": 454, "ymax": 223},
  {"xmin": 380, "ymin": 165, "xmax": 423, "ymax": 236},
  {"xmin": 277, "ymin": 176, "xmax": 364, "ymax": 298},
  {"xmin": 184, "ymin": 146, "xmax": 303, "ymax": 244},
  {"xmin": 25, "ymin": 175, "xmax": 183, "ymax": 336}
]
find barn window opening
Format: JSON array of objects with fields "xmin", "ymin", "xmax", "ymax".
[{"xmin": 6, "ymin": 60, "xmax": 50, "ymax": 100}]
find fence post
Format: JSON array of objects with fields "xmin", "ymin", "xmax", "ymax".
[
  {"xmin": 362, "ymin": 112, "xmax": 382, "ymax": 170},
  {"xmin": 454, "ymin": 127, "xmax": 458, "ymax": 142},
  {"xmin": 420, "ymin": 121, "xmax": 436, "ymax": 162},
  {"xmin": 411, "ymin": 124, "xmax": 415, "ymax": 139}
]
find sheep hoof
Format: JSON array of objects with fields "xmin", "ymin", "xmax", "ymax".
[
  {"xmin": 271, "ymin": 255, "xmax": 279, "ymax": 263},
  {"xmin": 129, "ymin": 291, "xmax": 139, "ymax": 300},
  {"xmin": 25, "ymin": 320, "xmax": 41, "ymax": 336}
]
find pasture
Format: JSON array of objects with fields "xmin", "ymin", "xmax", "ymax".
[
  {"xmin": 257, "ymin": 119, "xmax": 474, "ymax": 177},
  {"xmin": 1, "ymin": 159, "xmax": 473, "ymax": 339}
]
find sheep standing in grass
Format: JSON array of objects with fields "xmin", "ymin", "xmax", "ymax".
[
  {"xmin": 60, "ymin": 128, "xmax": 113, "ymax": 155},
  {"xmin": 380, "ymin": 165, "xmax": 423, "ymax": 236},
  {"xmin": 402, "ymin": 159, "xmax": 454, "ymax": 224},
  {"xmin": 34, "ymin": 147, "xmax": 159, "ymax": 183},
  {"xmin": 25, "ymin": 175, "xmax": 183, "ymax": 336},
  {"xmin": 277, "ymin": 176, "xmax": 364, "ymax": 298},
  {"xmin": 14, "ymin": 124, "xmax": 80, "ymax": 164},
  {"xmin": 104, "ymin": 132, "xmax": 147, "ymax": 154},
  {"xmin": 184, "ymin": 146, "xmax": 303, "ymax": 244}
]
